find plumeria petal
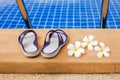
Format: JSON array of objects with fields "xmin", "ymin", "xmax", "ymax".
[
  {"xmin": 100, "ymin": 42, "xmax": 105, "ymax": 49},
  {"xmin": 104, "ymin": 52, "xmax": 110, "ymax": 57},
  {"xmin": 95, "ymin": 46, "xmax": 101, "ymax": 51},
  {"xmin": 83, "ymin": 36, "xmax": 88, "ymax": 42},
  {"xmin": 78, "ymin": 48, "xmax": 85, "ymax": 54},
  {"xmin": 68, "ymin": 50, "xmax": 74, "ymax": 56},
  {"xmin": 88, "ymin": 45, "xmax": 93, "ymax": 50},
  {"xmin": 88, "ymin": 35, "xmax": 94, "ymax": 41},
  {"xmin": 67, "ymin": 44, "xmax": 74, "ymax": 50},
  {"xmin": 97, "ymin": 52, "xmax": 103, "ymax": 58},
  {"xmin": 75, "ymin": 51, "xmax": 81, "ymax": 58},
  {"xmin": 91, "ymin": 40, "xmax": 98, "ymax": 46},
  {"xmin": 82, "ymin": 42, "xmax": 87, "ymax": 47},
  {"xmin": 75, "ymin": 41, "xmax": 81, "ymax": 48},
  {"xmin": 104, "ymin": 47, "xmax": 110, "ymax": 52}
]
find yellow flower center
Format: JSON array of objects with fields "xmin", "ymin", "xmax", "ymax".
[
  {"xmin": 100, "ymin": 49, "xmax": 104, "ymax": 52},
  {"xmin": 74, "ymin": 48, "xmax": 78, "ymax": 52},
  {"xmin": 87, "ymin": 41, "xmax": 91, "ymax": 44}
]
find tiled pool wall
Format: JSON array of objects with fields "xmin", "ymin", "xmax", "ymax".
[{"xmin": 0, "ymin": 0, "xmax": 120, "ymax": 29}]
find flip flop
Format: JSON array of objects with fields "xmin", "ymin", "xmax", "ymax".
[
  {"xmin": 41, "ymin": 29, "xmax": 68, "ymax": 58},
  {"xmin": 18, "ymin": 30, "xmax": 40, "ymax": 57}
]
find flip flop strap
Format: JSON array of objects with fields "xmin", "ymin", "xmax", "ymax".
[
  {"xmin": 44, "ymin": 30, "xmax": 64, "ymax": 46},
  {"xmin": 57, "ymin": 32, "xmax": 64, "ymax": 45},
  {"xmin": 55, "ymin": 29, "xmax": 68, "ymax": 40}
]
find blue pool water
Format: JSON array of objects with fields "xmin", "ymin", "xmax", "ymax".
[{"xmin": 0, "ymin": 0, "xmax": 120, "ymax": 29}]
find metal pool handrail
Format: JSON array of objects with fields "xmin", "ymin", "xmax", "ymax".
[
  {"xmin": 101, "ymin": 0, "xmax": 109, "ymax": 29},
  {"xmin": 16, "ymin": 0, "xmax": 109, "ymax": 29},
  {"xmin": 16, "ymin": 0, "xmax": 32, "ymax": 28}
]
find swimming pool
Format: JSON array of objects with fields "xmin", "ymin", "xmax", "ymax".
[{"xmin": 0, "ymin": 0, "xmax": 120, "ymax": 29}]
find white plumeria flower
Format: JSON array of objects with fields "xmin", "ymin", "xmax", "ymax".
[
  {"xmin": 67, "ymin": 41, "xmax": 85, "ymax": 58},
  {"xmin": 95, "ymin": 42, "xmax": 110, "ymax": 58},
  {"xmin": 82, "ymin": 35, "xmax": 98, "ymax": 51}
]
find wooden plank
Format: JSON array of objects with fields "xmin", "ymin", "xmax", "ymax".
[{"xmin": 0, "ymin": 29, "xmax": 120, "ymax": 73}]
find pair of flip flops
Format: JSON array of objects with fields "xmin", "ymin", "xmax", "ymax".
[{"xmin": 18, "ymin": 29, "xmax": 68, "ymax": 58}]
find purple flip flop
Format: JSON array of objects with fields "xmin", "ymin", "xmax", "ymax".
[
  {"xmin": 18, "ymin": 30, "xmax": 40, "ymax": 57},
  {"xmin": 41, "ymin": 29, "xmax": 68, "ymax": 58}
]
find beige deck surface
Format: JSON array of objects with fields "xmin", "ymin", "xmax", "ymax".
[{"xmin": 0, "ymin": 74, "xmax": 120, "ymax": 80}]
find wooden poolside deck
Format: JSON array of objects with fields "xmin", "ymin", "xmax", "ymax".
[{"xmin": 0, "ymin": 29, "xmax": 120, "ymax": 73}]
